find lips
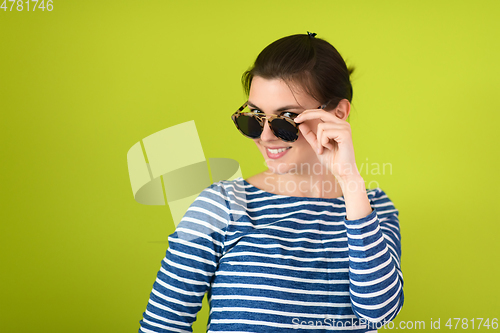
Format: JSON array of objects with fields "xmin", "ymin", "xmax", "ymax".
[{"xmin": 265, "ymin": 146, "xmax": 291, "ymax": 159}]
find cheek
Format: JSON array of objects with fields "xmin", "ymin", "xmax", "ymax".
[
  {"xmin": 294, "ymin": 134, "xmax": 313, "ymax": 151},
  {"xmin": 254, "ymin": 140, "xmax": 269, "ymax": 153}
]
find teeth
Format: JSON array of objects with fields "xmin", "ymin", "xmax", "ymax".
[{"xmin": 267, "ymin": 147, "xmax": 289, "ymax": 154}]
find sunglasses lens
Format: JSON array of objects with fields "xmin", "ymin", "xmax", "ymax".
[
  {"xmin": 235, "ymin": 115, "xmax": 262, "ymax": 138},
  {"xmin": 271, "ymin": 119, "xmax": 298, "ymax": 142}
]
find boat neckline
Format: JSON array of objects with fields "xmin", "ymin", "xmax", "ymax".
[{"xmin": 239, "ymin": 177, "xmax": 347, "ymax": 201}]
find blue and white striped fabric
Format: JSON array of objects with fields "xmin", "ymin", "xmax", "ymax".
[{"xmin": 138, "ymin": 177, "xmax": 404, "ymax": 332}]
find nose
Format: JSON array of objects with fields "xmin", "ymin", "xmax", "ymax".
[{"xmin": 259, "ymin": 117, "xmax": 278, "ymax": 141}]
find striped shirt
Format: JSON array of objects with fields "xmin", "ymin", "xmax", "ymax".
[{"xmin": 138, "ymin": 177, "xmax": 404, "ymax": 332}]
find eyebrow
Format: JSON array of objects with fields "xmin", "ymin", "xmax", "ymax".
[{"xmin": 247, "ymin": 101, "xmax": 303, "ymax": 113}]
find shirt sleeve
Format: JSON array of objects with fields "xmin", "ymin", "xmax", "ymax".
[
  {"xmin": 343, "ymin": 187, "xmax": 404, "ymax": 324},
  {"xmin": 138, "ymin": 182, "xmax": 231, "ymax": 333}
]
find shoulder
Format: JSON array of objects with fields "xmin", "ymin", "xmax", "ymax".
[
  {"xmin": 175, "ymin": 180, "xmax": 241, "ymax": 234},
  {"xmin": 366, "ymin": 187, "xmax": 390, "ymax": 200},
  {"xmin": 366, "ymin": 187, "xmax": 399, "ymax": 217},
  {"xmin": 204, "ymin": 177, "xmax": 247, "ymax": 202},
  {"xmin": 197, "ymin": 177, "xmax": 248, "ymax": 212}
]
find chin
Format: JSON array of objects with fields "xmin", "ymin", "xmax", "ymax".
[{"xmin": 264, "ymin": 159, "xmax": 298, "ymax": 175}]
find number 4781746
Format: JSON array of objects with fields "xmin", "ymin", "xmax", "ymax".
[
  {"xmin": 445, "ymin": 318, "xmax": 498, "ymax": 330},
  {"xmin": 1, "ymin": 0, "xmax": 54, "ymax": 11}
]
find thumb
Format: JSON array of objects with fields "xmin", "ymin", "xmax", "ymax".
[{"xmin": 297, "ymin": 122, "xmax": 319, "ymax": 153}]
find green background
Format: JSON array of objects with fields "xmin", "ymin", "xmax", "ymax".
[{"xmin": 1, "ymin": 0, "xmax": 499, "ymax": 332}]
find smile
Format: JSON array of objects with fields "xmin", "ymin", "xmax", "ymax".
[
  {"xmin": 265, "ymin": 146, "xmax": 292, "ymax": 159},
  {"xmin": 267, "ymin": 147, "xmax": 291, "ymax": 154}
]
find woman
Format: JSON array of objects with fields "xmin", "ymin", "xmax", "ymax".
[{"xmin": 138, "ymin": 32, "xmax": 404, "ymax": 332}]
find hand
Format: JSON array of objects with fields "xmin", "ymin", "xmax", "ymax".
[{"xmin": 293, "ymin": 107, "xmax": 360, "ymax": 180}]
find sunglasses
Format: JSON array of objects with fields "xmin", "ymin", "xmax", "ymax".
[{"xmin": 231, "ymin": 101, "xmax": 329, "ymax": 142}]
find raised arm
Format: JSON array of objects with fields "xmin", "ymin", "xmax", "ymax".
[
  {"xmin": 343, "ymin": 187, "xmax": 404, "ymax": 325},
  {"xmin": 138, "ymin": 183, "xmax": 230, "ymax": 333}
]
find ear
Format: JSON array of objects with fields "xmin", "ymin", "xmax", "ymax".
[{"xmin": 330, "ymin": 99, "xmax": 351, "ymax": 121}]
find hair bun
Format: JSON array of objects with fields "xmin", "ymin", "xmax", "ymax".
[{"xmin": 307, "ymin": 31, "xmax": 317, "ymax": 38}]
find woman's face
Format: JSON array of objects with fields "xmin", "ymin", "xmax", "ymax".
[{"xmin": 247, "ymin": 76, "xmax": 324, "ymax": 175}]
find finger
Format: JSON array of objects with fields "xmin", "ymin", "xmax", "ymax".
[
  {"xmin": 317, "ymin": 140, "xmax": 335, "ymax": 154},
  {"xmin": 321, "ymin": 128, "xmax": 351, "ymax": 145},
  {"xmin": 317, "ymin": 124, "xmax": 323, "ymax": 154},
  {"xmin": 317, "ymin": 124, "xmax": 331, "ymax": 155},
  {"xmin": 294, "ymin": 109, "xmax": 343, "ymax": 124},
  {"xmin": 297, "ymin": 121, "xmax": 319, "ymax": 153},
  {"xmin": 317, "ymin": 134, "xmax": 335, "ymax": 154},
  {"xmin": 321, "ymin": 135, "xmax": 335, "ymax": 151},
  {"xmin": 317, "ymin": 122, "xmax": 344, "ymax": 130},
  {"xmin": 317, "ymin": 123, "xmax": 342, "ymax": 154}
]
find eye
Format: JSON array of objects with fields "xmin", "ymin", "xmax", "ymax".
[
  {"xmin": 280, "ymin": 111, "xmax": 298, "ymax": 119},
  {"xmin": 248, "ymin": 108, "xmax": 264, "ymax": 114}
]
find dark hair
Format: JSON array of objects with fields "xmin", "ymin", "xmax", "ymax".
[{"xmin": 242, "ymin": 33, "xmax": 355, "ymax": 111}]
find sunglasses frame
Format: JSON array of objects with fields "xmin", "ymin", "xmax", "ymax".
[{"xmin": 231, "ymin": 101, "xmax": 330, "ymax": 142}]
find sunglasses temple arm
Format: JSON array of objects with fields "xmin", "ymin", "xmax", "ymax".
[
  {"xmin": 320, "ymin": 99, "xmax": 334, "ymax": 110},
  {"xmin": 238, "ymin": 102, "xmax": 248, "ymax": 112}
]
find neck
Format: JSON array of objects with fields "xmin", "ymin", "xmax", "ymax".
[{"xmin": 262, "ymin": 168, "xmax": 344, "ymax": 198}]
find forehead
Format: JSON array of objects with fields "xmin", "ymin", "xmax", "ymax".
[{"xmin": 248, "ymin": 76, "xmax": 318, "ymax": 110}]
